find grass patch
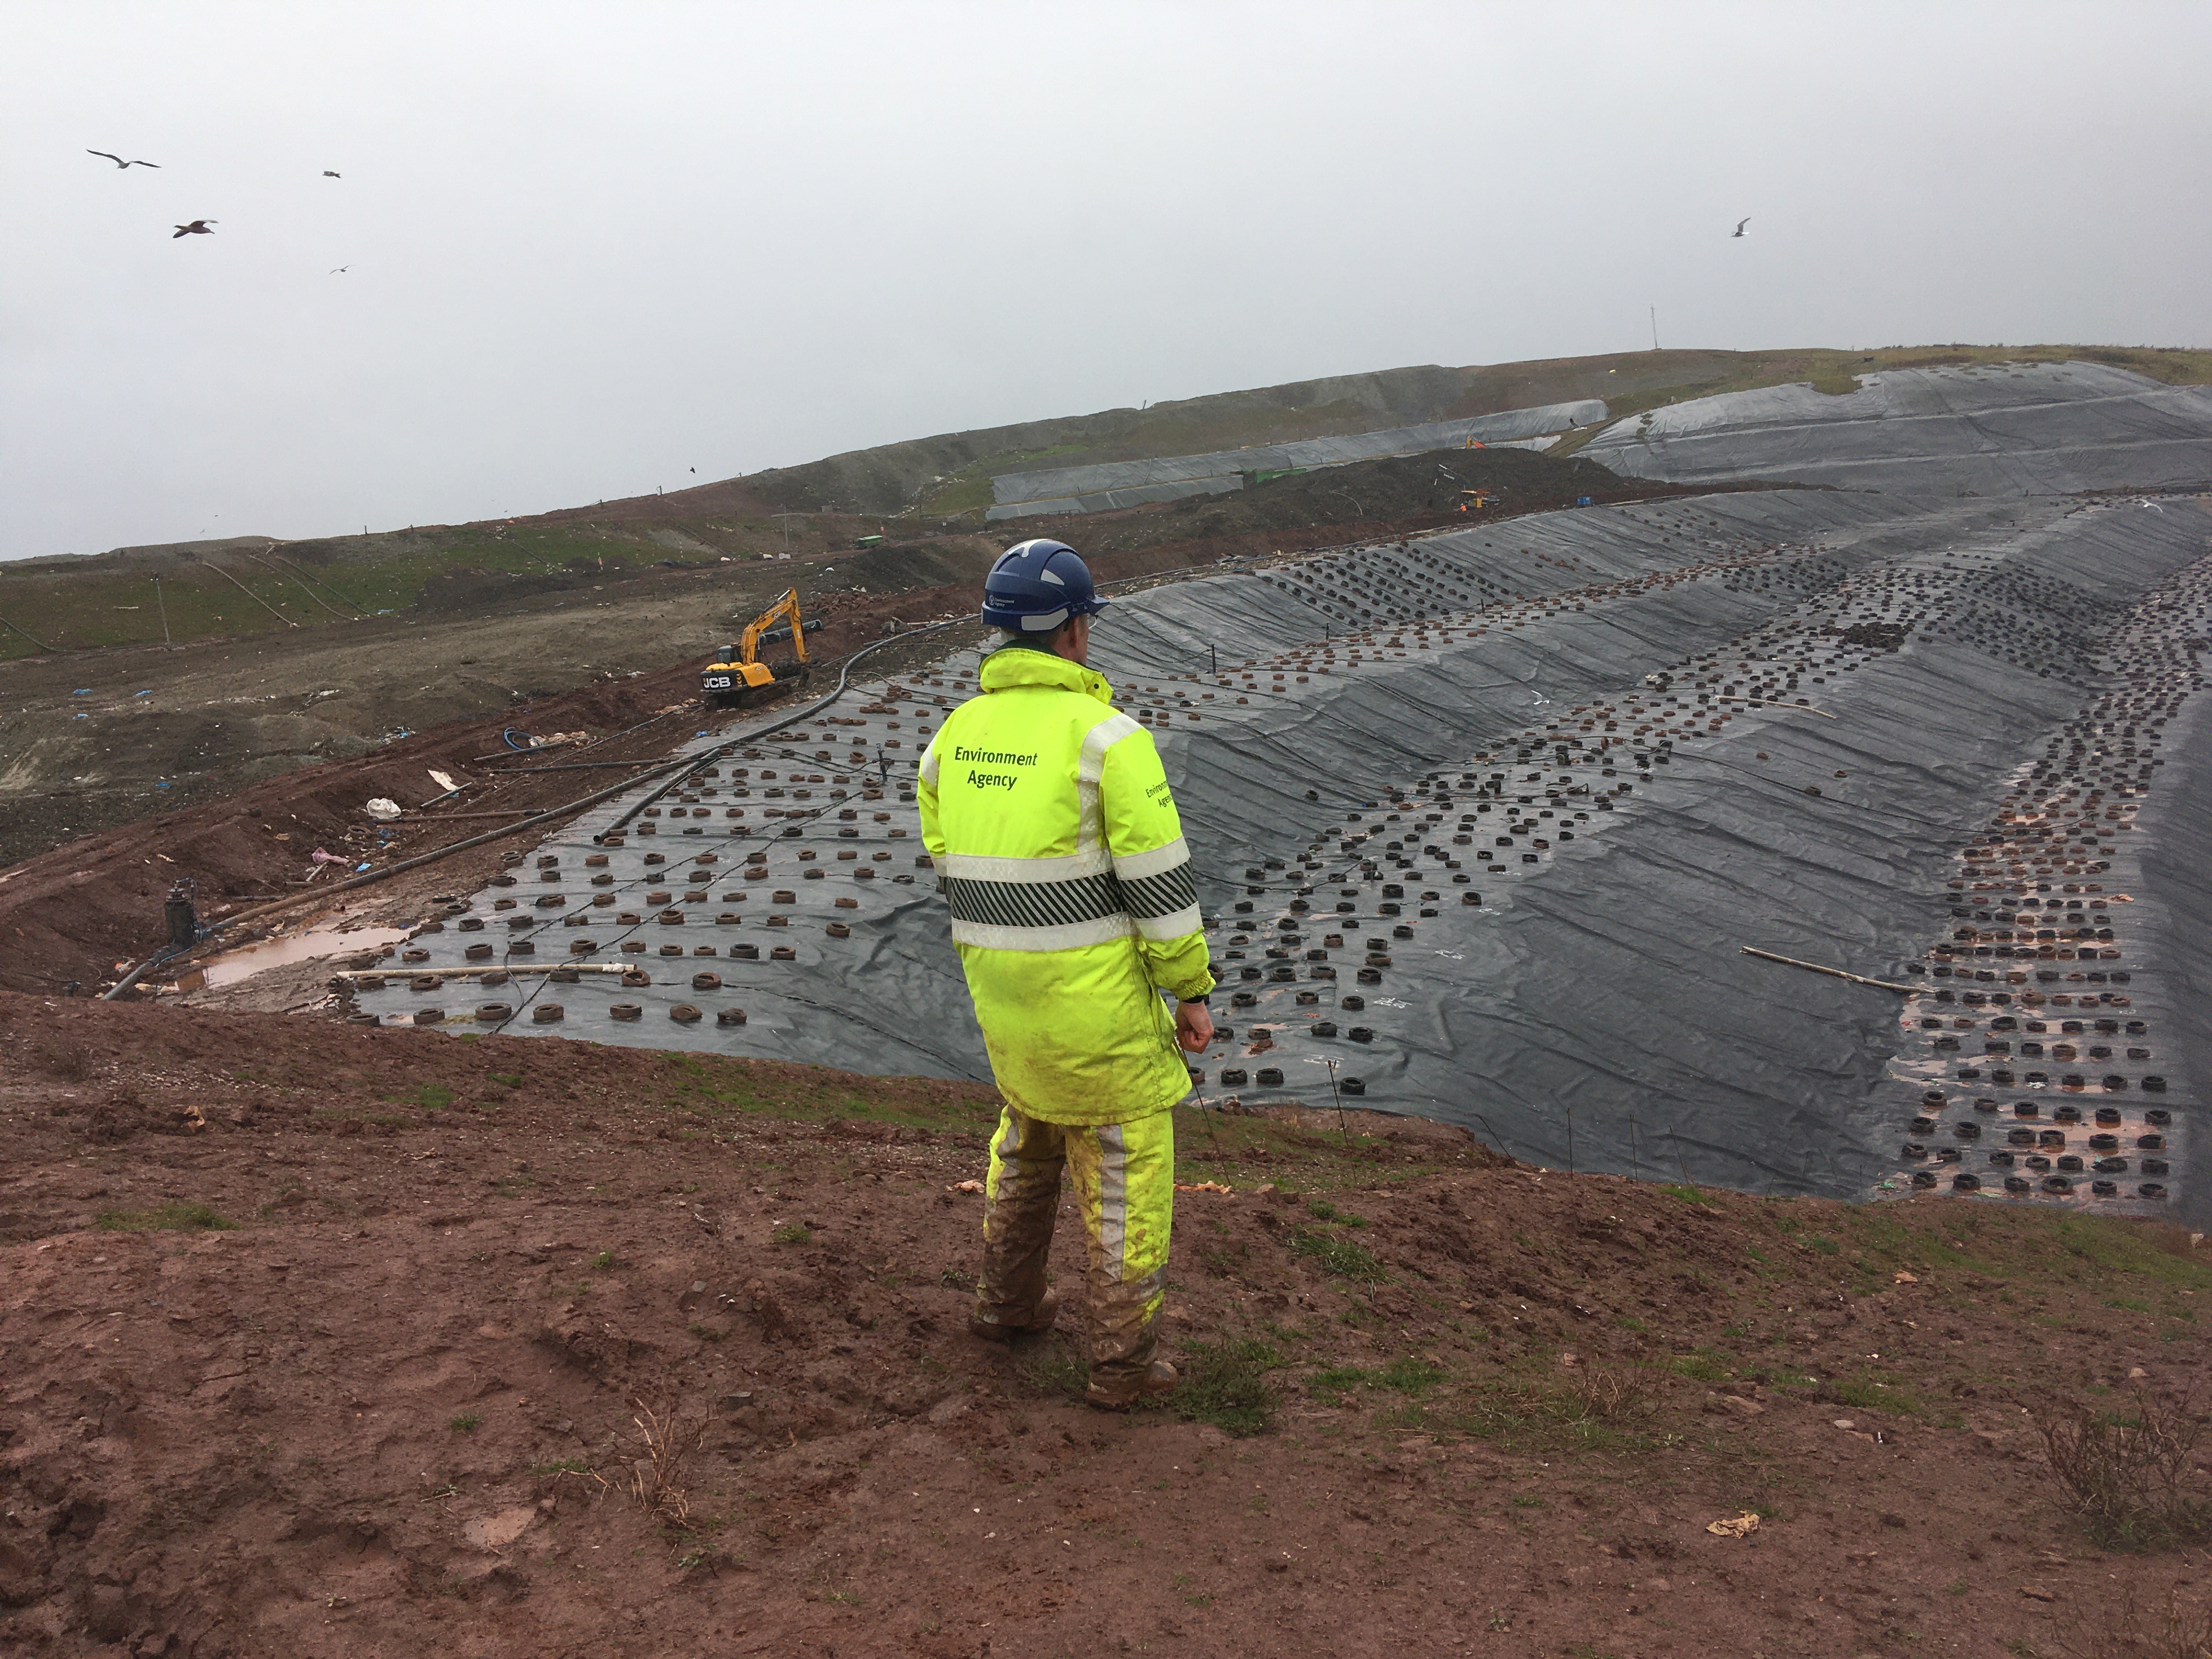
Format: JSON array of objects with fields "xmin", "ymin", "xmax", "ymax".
[
  {"xmin": 1832, "ymin": 1370, "xmax": 1926, "ymax": 1417},
  {"xmin": 1305, "ymin": 1199, "xmax": 1367, "ymax": 1228},
  {"xmin": 1669, "ymin": 1351, "xmax": 1731, "ymax": 1384},
  {"xmin": 1163, "ymin": 1338, "xmax": 1283, "ymax": 1438},
  {"xmin": 1015, "ymin": 1333, "xmax": 1281, "ymax": 1436},
  {"xmin": 448, "ymin": 1413, "xmax": 481, "ymax": 1433},
  {"xmin": 1661, "ymin": 1184, "xmax": 1715, "ymax": 1206},
  {"xmin": 97, "ymin": 1202, "xmax": 233, "ymax": 1233},
  {"xmin": 1375, "ymin": 1356, "xmax": 1448, "ymax": 1396},
  {"xmin": 1308, "ymin": 1364, "xmax": 1370, "ymax": 1404},
  {"xmin": 1289, "ymin": 1228, "xmax": 1385, "ymax": 1282},
  {"xmin": 588, "ymin": 1249, "xmax": 616, "ymax": 1271},
  {"xmin": 772, "ymin": 1223, "xmax": 813, "ymax": 1246},
  {"xmin": 1013, "ymin": 1336, "xmax": 1090, "ymax": 1400}
]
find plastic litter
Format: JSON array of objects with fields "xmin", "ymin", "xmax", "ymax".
[{"xmin": 365, "ymin": 798, "xmax": 403, "ymax": 821}]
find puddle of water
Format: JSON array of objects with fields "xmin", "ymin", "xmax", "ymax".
[{"xmin": 200, "ymin": 922, "xmax": 414, "ymax": 988}]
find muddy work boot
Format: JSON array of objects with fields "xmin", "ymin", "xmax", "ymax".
[
  {"xmin": 968, "ymin": 1288, "xmax": 1060, "ymax": 1345},
  {"xmin": 1085, "ymin": 1359, "xmax": 1177, "ymax": 1411}
]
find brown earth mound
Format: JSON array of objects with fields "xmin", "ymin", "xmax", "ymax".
[
  {"xmin": 3, "ymin": 991, "xmax": 2207, "ymax": 1657},
  {"xmin": 0, "ymin": 572, "xmax": 975, "ymax": 997}
]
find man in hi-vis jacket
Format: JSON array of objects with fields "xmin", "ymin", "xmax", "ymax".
[{"xmin": 917, "ymin": 539, "xmax": 1215, "ymax": 1408}]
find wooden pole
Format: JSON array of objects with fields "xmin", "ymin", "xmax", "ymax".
[{"xmin": 1740, "ymin": 945, "xmax": 1916, "ymax": 994}]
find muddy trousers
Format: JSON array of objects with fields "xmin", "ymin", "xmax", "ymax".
[{"xmin": 973, "ymin": 1107, "xmax": 1173, "ymax": 1390}]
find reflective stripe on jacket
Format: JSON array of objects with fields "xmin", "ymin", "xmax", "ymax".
[{"xmin": 918, "ymin": 642, "xmax": 1215, "ymax": 1126}]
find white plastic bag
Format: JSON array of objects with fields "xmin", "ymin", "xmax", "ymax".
[{"xmin": 365, "ymin": 798, "xmax": 402, "ymax": 821}]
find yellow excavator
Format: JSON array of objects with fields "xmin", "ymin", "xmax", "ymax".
[{"xmin": 701, "ymin": 587, "xmax": 817, "ymax": 708}]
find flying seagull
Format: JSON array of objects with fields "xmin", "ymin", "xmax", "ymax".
[
  {"xmin": 88, "ymin": 149, "xmax": 160, "ymax": 169},
  {"xmin": 172, "ymin": 219, "xmax": 216, "ymax": 238},
  {"xmin": 330, "ymin": 265, "xmax": 351, "ymax": 274},
  {"xmin": 323, "ymin": 170, "xmax": 341, "ymax": 178},
  {"xmin": 1731, "ymin": 217, "xmax": 1751, "ymax": 238}
]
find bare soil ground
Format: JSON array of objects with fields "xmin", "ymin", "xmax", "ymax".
[
  {"xmin": 4, "ymin": 992, "xmax": 2209, "ymax": 1658},
  {"xmin": 0, "ymin": 535, "xmax": 996, "ymax": 871}
]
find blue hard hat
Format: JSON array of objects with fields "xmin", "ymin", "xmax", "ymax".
[{"xmin": 980, "ymin": 539, "xmax": 1108, "ymax": 633}]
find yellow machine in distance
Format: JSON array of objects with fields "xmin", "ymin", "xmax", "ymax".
[{"xmin": 701, "ymin": 587, "xmax": 816, "ymax": 707}]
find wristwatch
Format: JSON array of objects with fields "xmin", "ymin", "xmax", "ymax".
[{"xmin": 1179, "ymin": 993, "xmax": 1212, "ymax": 1007}]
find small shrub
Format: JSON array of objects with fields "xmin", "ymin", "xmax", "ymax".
[
  {"xmin": 588, "ymin": 1249, "xmax": 616, "ymax": 1271},
  {"xmin": 2041, "ymin": 1390, "xmax": 2212, "ymax": 1551},
  {"xmin": 448, "ymin": 1413, "xmax": 481, "ymax": 1433},
  {"xmin": 772, "ymin": 1223, "xmax": 812, "ymax": 1246},
  {"xmin": 2050, "ymin": 1581, "xmax": 2212, "ymax": 1657}
]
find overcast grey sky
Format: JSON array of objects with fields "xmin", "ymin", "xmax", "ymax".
[{"xmin": 5, "ymin": 1, "xmax": 2207, "ymax": 561}]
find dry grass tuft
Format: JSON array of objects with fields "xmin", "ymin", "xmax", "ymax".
[
  {"xmin": 2040, "ymin": 1390, "xmax": 2212, "ymax": 1552},
  {"xmin": 627, "ymin": 1397, "xmax": 706, "ymax": 1525},
  {"xmin": 1564, "ymin": 1363, "xmax": 1657, "ymax": 1420}
]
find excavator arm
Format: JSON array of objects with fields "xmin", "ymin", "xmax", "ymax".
[
  {"xmin": 737, "ymin": 588, "xmax": 806, "ymax": 670},
  {"xmin": 702, "ymin": 588, "xmax": 812, "ymax": 705}
]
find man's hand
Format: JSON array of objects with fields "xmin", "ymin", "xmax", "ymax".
[{"xmin": 1175, "ymin": 1000, "xmax": 1213, "ymax": 1053}]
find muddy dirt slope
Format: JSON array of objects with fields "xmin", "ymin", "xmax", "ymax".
[{"xmin": 3, "ymin": 991, "xmax": 2208, "ymax": 1657}]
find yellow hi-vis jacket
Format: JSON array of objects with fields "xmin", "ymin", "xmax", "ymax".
[{"xmin": 918, "ymin": 642, "xmax": 1215, "ymax": 1126}]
